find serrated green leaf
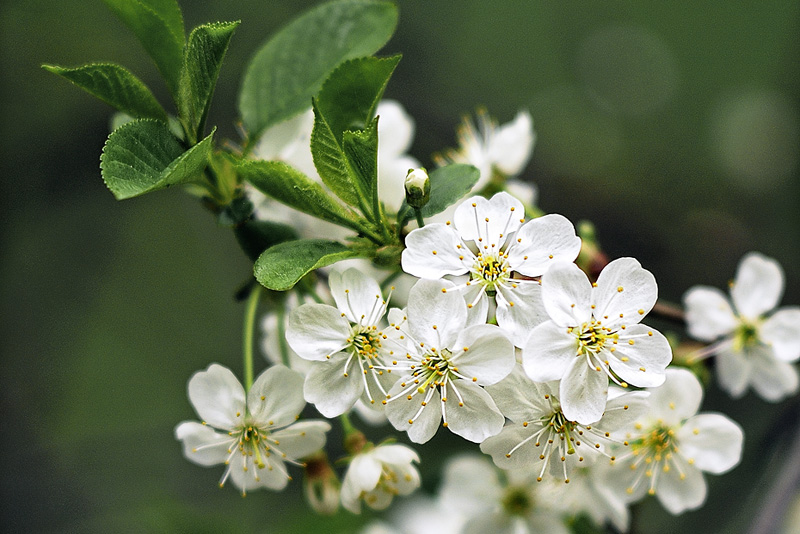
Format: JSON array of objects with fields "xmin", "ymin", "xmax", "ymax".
[
  {"xmin": 398, "ymin": 164, "xmax": 481, "ymax": 222},
  {"xmin": 310, "ymin": 56, "xmax": 399, "ymax": 215},
  {"xmin": 310, "ymin": 101, "xmax": 362, "ymax": 209},
  {"xmin": 342, "ymin": 117, "xmax": 379, "ymax": 213},
  {"xmin": 103, "ymin": 0, "xmax": 185, "ymax": 98},
  {"xmin": 100, "ymin": 119, "xmax": 213, "ymax": 200},
  {"xmin": 178, "ymin": 21, "xmax": 239, "ymax": 143},
  {"xmin": 237, "ymin": 160, "xmax": 359, "ymax": 230},
  {"xmin": 254, "ymin": 239, "xmax": 359, "ymax": 291},
  {"xmin": 314, "ymin": 55, "xmax": 401, "ymax": 145},
  {"xmin": 239, "ymin": 0, "xmax": 398, "ymax": 140},
  {"xmin": 42, "ymin": 63, "xmax": 168, "ymax": 121},
  {"xmin": 235, "ymin": 220, "xmax": 299, "ymax": 262}
]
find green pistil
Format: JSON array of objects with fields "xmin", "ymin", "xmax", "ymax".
[
  {"xmin": 634, "ymin": 424, "xmax": 677, "ymax": 460},
  {"xmin": 349, "ymin": 327, "xmax": 382, "ymax": 359},
  {"xmin": 733, "ymin": 322, "xmax": 760, "ymax": 352},
  {"xmin": 472, "ymin": 254, "xmax": 509, "ymax": 296},
  {"xmin": 502, "ymin": 487, "xmax": 533, "ymax": 517}
]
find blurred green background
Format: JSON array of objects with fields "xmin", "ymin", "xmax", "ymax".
[{"xmin": 1, "ymin": 0, "xmax": 798, "ymax": 532}]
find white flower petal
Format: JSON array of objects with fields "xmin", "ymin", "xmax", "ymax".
[
  {"xmin": 598, "ymin": 390, "xmax": 650, "ymax": 431},
  {"xmin": 270, "ymin": 420, "xmax": 331, "ymax": 460},
  {"xmin": 443, "ymin": 380, "xmax": 505, "ymax": 443},
  {"xmin": 715, "ymin": 347, "xmax": 752, "ymax": 399},
  {"xmin": 677, "ymin": 413, "xmax": 743, "ymax": 474},
  {"xmin": 749, "ymin": 347, "xmax": 800, "ymax": 402},
  {"xmin": 480, "ymin": 424, "xmax": 546, "ymax": 471},
  {"xmin": 608, "ymin": 324, "xmax": 672, "ymax": 388},
  {"xmin": 440, "ymin": 455, "xmax": 502, "ymax": 515},
  {"xmin": 303, "ymin": 357, "xmax": 364, "ymax": 417},
  {"xmin": 391, "ymin": 463, "xmax": 421, "ymax": 496},
  {"xmin": 507, "ymin": 214, "xmax": 581, "ymax": 277},
  {"xmin": 495, "ymin": 280, "xmax": 548, "ymax": 347},
  {"xmin": 485, "ymin": 366, "xmax": 554, "ymax": 422},
  {"xmin": 385, "ymin": 378, "xmax": 443, "ymax": 444},
  {"xmin": 592, "ymin": 258, "xmax": 658, "ymax": 330},
  {"xmin": 464, "ymin": 283, "xmax": 490, "ymax": 327},
  {"xmin": 229, "ymin": 454, "xmax": 290, "ymax": 493},
  {"xmin": 463, "ymin": 513, "xmax": 523, "ymax": 534},
  {"xmin": 329, "ymin": 268, "xmax": 385, "ymax": 324},
  {"xmin": 488, "ymin": 110, "xmax": 535, "ymax": 176},
  {"xmin": 372, "ymin": 443, "xmax": 420, "ymax": 466},
  {"xmin": 541, "ymin": 261, "xmax": 592, "ymax": 326},
  {"xmin": 505, "ymin": 178, "xmax": 538, "ymax": 207},
  {"xmin": 451, "ymin": 324, "xmax": 515, "ymax": 385},
  {"xmin": 187, "ymin": 363, "xmax": 246, "ymax": 430},
  {"xmin": 377, "ymin": 100, "xmax": 415, "ymax": 156},
  {"xmin": 248, "ymin": 365, "xmax": 305, "ymax": 428},
  {"xmin": 760, "ymin": 307, "xmax": 800, "ymax": 362},
  {"xmin": 560, "ymin": 357, "xmax": 608, "ymax": 425},
  {"xmin": 655, "ymin": 461, "xmax": 707, "ymax": 515},
  {"xmin": 683, "ymin": 286, "xmax": 738, "ymax": 341},
  {"xmin": 174, "ymin": 421, "xmax": 231, "ymax": 466},
  {"xmin": 522, "ymin": 321, "xmax": 577, "ymax": 382},
  {"xmin": 402, "ymin": 225, "xmax": 470, "ymax": 279},
  {"xmin": 731, "ymin": 252, "xmax": 784, "ymax": 319},
  {"xmin": 646, "ymin": 368, "xmax": 703, "ymax": 424},
  {"xmin": 453, "ymin": 193, "xmax": 524, "ymax": 246},
  {"xmin": 407, "ymin": 279, "xmax": 466, "ymax": 349},
  {"xmin": 286, "ymin": 303, "xmax": 351, "ymax": 361}
]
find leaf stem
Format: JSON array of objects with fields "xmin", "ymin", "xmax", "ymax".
[
  {"xmin": 414, "ymin": 207, "xmax": 425, "ymax": 228},
  {"xmin": 276, "ymin": 302, "xmax": 291, "ymax": 368},
  {"xmin": 243, "ymin": 284, "xmax": 263, "ymax": 392}
]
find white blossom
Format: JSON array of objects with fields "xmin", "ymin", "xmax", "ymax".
[
  {"xmin": 341, "ymin": 443, "xmax": 421, "ymax": 513},
  {"xmin": 439, "ymin": 455, "xmax": 569, "ymax": 534},
  {"xmin": 481, "ymin": 365, "xmax": 648, "ymax": 482},
  {"xmin": 684, "ymin": 252, "xmax": 800, "ymax": 401},
  {"xmin": 609, "ymin": 368, "xmax": 744, "ymax": 515},
  {"xmin": 383, "ymin": 279, "xmax": 515, "ymax": 444},
  {"xmin": 436, "ymin": 109, "xmax": 535, "ymax": 191},
  {"xmin": 286, "ymin": 268, "xmax": 395, "ymax": 417},
  {"xmin": 174, "ymin": 364, "xmax": 330, "ymax": 495},
  {"xmin": 523, "ymin": 258, "xmax": 672, "ymax": 424},
  {"xmin": 402, "ymin": 192, "xmax": 581, "ymax": 347}
]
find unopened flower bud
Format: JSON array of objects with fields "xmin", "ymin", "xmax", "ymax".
[
  {"xmin": 404, "ymin": 168, "xmax": 430, "ymax": 208},
  {"xmin": 303, "ymin": 452, "xmax": 340, "ymax": 515}
]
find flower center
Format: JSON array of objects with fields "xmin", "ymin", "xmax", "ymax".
[
  {"xmin": 572, "ymin": 320, "xmax": 618, "ymax": 355},
  {"xmin": 733, "ymin": 322, "xmax": 759, "ymax": 351},
  {"xmin": 415, "ymin": 348, "xmax": 455, "ymax": 392},
  {"xmin": 635, "ymin": 424, "xmax": 678, "ymax": 460},
  {"xmin": 502, "ymin": 486, "xmax": 534, "ymax": 517},
  {"xmin": 234, "ymin": 421, "xmax": 273, "ymax": 469},
  {"xmin": 349, "ymin": 326, "xmax": 382, "ymax": 359},
  {"xmin": 471, "ymin": 253, "xmax": 510, "ymax": 295}
]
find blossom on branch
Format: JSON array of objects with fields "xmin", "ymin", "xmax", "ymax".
[
  {"xmin": 175, "ymin": 364, "xmax": 330, "ymax": 495},
  {"xmin": 523, "ymin": 258, "xmax": 672, "ymax": 424},
  {"xmin": 684, "ymin": 252, "xmax": 800, "ymax": 401}
]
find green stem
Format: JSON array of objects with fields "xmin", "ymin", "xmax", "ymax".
[
  {"xmin": 243, "ymin": 284, "xmax": 263, "ymax": 392},
  {"xmin": 276, "ymin": 303, "xmax": 291, "ymax": 368},
  {"xmin": 339, "ymin": 412, "xmax": 357, "ymax": 436},
  {"xmin": 414, "ymin": 207, "xmax": 425, "ymax": 228}
]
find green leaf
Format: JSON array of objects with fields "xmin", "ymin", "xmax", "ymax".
[
  {"xmin": 102, "ymin": 0, "xmax": 185, "ymax": 97},
  {"xmin": 314, "ymin": 55, "xmax": 401, "ymax": 145},
  {"xmin": 178, "ymin": 21, "xmax": 240, "ymax": 143},
  {"xmin": 235, "ymin": 220, "xmax": 299, "ymax": 262},
  {"xmin": 239, "ymin": 0, "xmax": 398, "ymax": 140},
  {"xmin": 237, "ymin": 160, "xmax": 359, "ymax": 230},
  {"xmin": 254, "ymin": 239, "xmax": 359, "ymax": 291},
  {"xmin": 398, "ymin": 164, "xmax": 481, "ymax": 222},
  {"xmin": 310, "ymin": 56, "xmax": 399, "ymax": 214},
  {"xmin": 42, "ymin": 63, "xmax": 168, "ymax": 121},
  {"xmin": 310, "ymin": 101, "xmax": 362, "ymax": 209},
  {"xmin": 342, "ymin": 117, "xmax": 379, "ymax": 213},
  {"xmin": 100, "ymin": 119, "xmax": 213, "ymax": 200}
]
